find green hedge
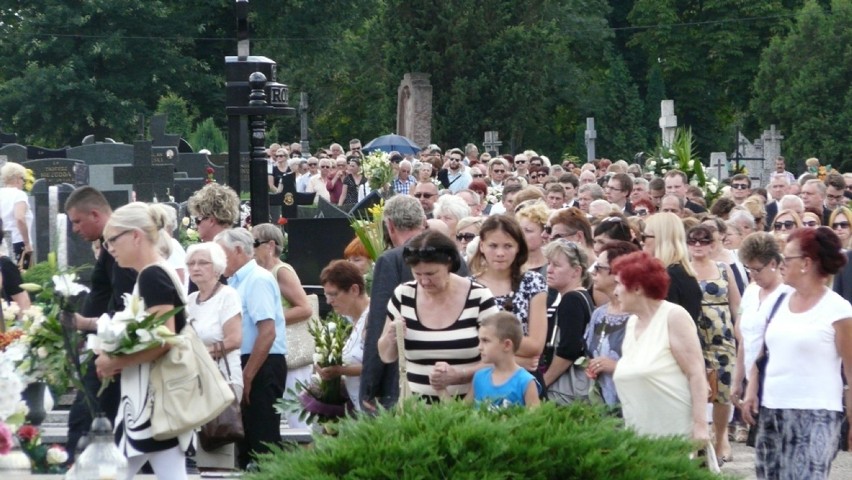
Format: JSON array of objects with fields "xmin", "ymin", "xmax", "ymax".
[{"xmin": 249, "ymin": 401, "xmax": 729, "ymax": 479}]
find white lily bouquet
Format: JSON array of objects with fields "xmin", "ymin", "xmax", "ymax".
[
  {"xmin": 362, "ymin": 150, "xmax": 394, "ymax": 192},
  {"xmin": 87, "ymin": 293, "xmax": 183, "ymax": 394}
]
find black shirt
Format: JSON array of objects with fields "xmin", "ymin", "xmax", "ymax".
[
  {"xmin": 138, "ymin": 265, "xmax": 186, "ymax": 333},
  {"xmin": 0, "ymin": 256, "xmax": 23, "ymax": 301},
  {"xmin": 666, "ymin": 263, "xmax": 702, "ymax": 321},
  {"xmin": 81, "ymin": 241, "xmax": 137, "ymax": 318}
]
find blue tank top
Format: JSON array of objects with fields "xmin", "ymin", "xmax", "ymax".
[{"xmin": 473, "ymin": 367, "xmax": 537, "ymax": 408}]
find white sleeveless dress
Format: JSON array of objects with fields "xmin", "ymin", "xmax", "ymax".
[{"xmin": 613, "ymin": 301, "xmax": 693, "ymax": 438}]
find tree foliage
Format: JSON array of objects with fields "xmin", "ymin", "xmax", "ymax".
[
  {"xmin": 155, "ymin": 93, "xmax": 196, "ymax": 140},
  {"xmin": 750, "ymin": 0, "xmax": 852, "ymax": 170},
  {"xmin": 188, "ymin": 117, "xmax": 227, "ymax": 154}
]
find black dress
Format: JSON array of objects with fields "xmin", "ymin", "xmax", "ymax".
[{"xmin": 665, "ymin": 262, "xmax": 702, "ymax": 321}]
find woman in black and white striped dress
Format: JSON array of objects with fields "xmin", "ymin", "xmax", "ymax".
[{"xmin": 378, "ymin": 230, "xmax": 498, "ymax": 402}]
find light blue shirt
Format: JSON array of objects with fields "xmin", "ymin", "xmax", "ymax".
[{"xmin": 228, "ymin": 259, "xmax": 287, "ymax": 355}]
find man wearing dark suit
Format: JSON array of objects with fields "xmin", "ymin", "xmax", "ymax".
[
  {"xmin": 64, "ymin": 187, "xmax": 137, "ymax": 464},
  {"xmin": 359, "ymin": 195, "xmax": 469, "ymax": 410}
]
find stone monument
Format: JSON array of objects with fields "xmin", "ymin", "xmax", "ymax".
[
  {"xmin": 659, "ymin": 100, "xmax": 677, "ymax": 148},
  {"xmin": 396, "ymin": 73, "xmax": 432, "ymax": 148}
]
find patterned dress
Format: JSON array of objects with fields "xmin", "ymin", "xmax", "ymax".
[
  {"xmin": 696, "ymin": 262, "xmax": 736, "ymax": 404},
  {"xmin": 475, "ymin": 270, "xmax": 547, "ymax": 334}
]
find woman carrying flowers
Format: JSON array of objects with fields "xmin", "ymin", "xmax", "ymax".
[{"xmin": 94, "ymin": 202, "xmax": 190, "ymax": 480}]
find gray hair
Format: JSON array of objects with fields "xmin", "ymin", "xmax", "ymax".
[
  {"xmin": 214, "ymin": 227, "xmax": 254, "ymax": 257},
  {"xmin": 383, "ymin": 194, "xmax": 425, "ymax": 231},
  {"xmin": 779, "ymin": 194, "xmax": 804, "ymax": 214},
  {"xmin": 542, "ymin": 239, "xmax": 591, "ymax": 287},
  {"xmin": 578, "ymin": 183, "xmax": 604, "ymax": 200},
  {"xmin": 186, "ymin": 242, "xmax": 228, "ymax": 275},
  {"xmin": 0, "ymin": 162, "xmax": 26, "ymax": 186},
  {"xmin": 455, "ymin": 189, "xmax": 481, "ymax": 206},
  {"xmin": 252, "ymin": 223, "xmax": 285, "ymax": 256},
  {"xmin": 434, "ymin": 194, "xmax": 471, "ymax": 221},
  {"xmin": 633, "ymin": 177, "xmax": 649, "ymax": 189},
  {"xmin": 729, "ymin": 208, "xmax": 756, "ymax": 229},
  {"xmin": 662, "ymin": 194, "xmax": 685, "ymax": 209}
]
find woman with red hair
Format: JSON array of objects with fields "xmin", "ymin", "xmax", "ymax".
[
  {"xmin": 610, "ymin": 251, "xmax": 710, "ymax": 442},
  {"xmin": 743, "ymin": 227, "xmax": 852, "ymax": 479}
]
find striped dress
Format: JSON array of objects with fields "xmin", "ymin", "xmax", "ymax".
[{"xmin": 388, "ymin": 280, "xmax": 498, "ymax": 401}]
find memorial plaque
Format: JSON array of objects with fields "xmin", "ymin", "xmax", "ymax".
[
  {"xmin": 152, "ymin": 146, "xmax": 179, "ymax": 166},
  {"xmin": 24, "ymin": 158, "xmax": 88, "ymax": 186}
]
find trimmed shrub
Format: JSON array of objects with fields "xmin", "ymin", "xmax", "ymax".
[{"xmin": 248, "ymin": 401, "xmax": 728, "ymax": 479}]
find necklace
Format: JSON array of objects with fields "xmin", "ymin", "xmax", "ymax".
[{"xmin": 196, "ymin": 282, "xmax": 222, "ymax": 305}]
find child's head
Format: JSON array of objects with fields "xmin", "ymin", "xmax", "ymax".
[{"xmin": 479, "ymin": 312, "xmax": 523, "ymax": 355}]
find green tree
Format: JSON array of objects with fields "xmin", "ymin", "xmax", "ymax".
[
  {"xmin": 750, "ymin": 0, "xmax": 852, "ymax": 170},
  {"xmin": 188, "ymin": 117, "xmax": 227, "ymax": 154},
  {"xmin": 627, "ymin": 0, "xmax": 795, "ymax": 157},
  {"xmin": 593, "ymin": 52, "xmax": 647, "ymax": 161},
  {"xmin": 0, "ymin": 1, "xmax": 230, "ymax": 145},
  {"xmin": 644, "ymin": 63, "xmax": 666, "ymax": 146},
  {"xmin": 155, "ymin": 93, "xmax": 196, "ymax": 140}
]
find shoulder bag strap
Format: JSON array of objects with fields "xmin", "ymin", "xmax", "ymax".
[{"xmin": 761, "ymin": 292, "xmax": 787, "ymax": 356}]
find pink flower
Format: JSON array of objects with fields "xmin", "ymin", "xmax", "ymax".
[{"xmin": 0, "ymin": 422, "xmax": 12, "ymax": 455}]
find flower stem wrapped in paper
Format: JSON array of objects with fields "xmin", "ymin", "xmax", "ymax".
[{"xmin": 87, "ymin": 293, "xmax": 183, "ymax": 395}]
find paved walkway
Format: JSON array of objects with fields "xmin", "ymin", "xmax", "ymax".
[{"xmin": 722, "ymin": 442, "xmax": 852, "ymax": 479}]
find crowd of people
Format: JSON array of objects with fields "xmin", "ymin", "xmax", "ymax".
[{"xmin": 3, "ymin": 138, "xmax": 851, "ymax": 479}]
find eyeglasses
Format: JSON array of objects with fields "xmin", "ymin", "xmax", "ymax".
[
  {"xmin": 832, "ymin": 221, "xmax": 850, "ymax": 229},
  {"xmin": 187, "ymin": 260, "xmax": 213, "ymax": 268},
  {"xmin": 402, "ymin": 246, "xmax": 455, "ymax": 263},
  {"xmin": 635, "ymin": 209, "xmax": 649, "ymax": 217},
  {"xmin": 492, "ymin": 169, "xmax": 506, "ymax": 174},
  {"xmin": 591, "ymin": 262, "xmax": 611, "ymax": 274},
  {"xmin": 773, "ymin": 220, "xmax": 797, "ymax": 231},
  {"xmin": 275, "ymin": 154, "xmax": 286, "ymax": 158},
  {"xmin": 802, "ymin": 220, "xmax": 819, "ymax": 227},
  {"xmin": 731, "ymin": 183, "xmax": 750, "ymax": 190},
  {"xmin": 472, "ymin": 174, "xmax": 484, "ymax": 178},
  {"xmin": 308, "ymin": 162, "xmax": 318, "ymax": 167},
  {"xmin": 449, "ymin": 157, "xmax": 463, "ymax": 163},
  {"xmin": 456, "ymin": 233, "xmax": 477, "ymax": 242},
  {"xmin": 744, "ymin": 263, "xmax": 770, "ymax": 275},
  {"xmin": 194, "ymin": 216, "xmax": 208, "ymax": 225},
  {"xmin": 414, "ymin": 192, "xmax": 435, "ymax": 199},
  {"xmin": 605, "ymin": 185, "xmax": 623, "ymax": 192},
  {"xmin": 687, "ymin": 238, "xmax": 714, "ymax": 246},
  {"xmin": 780, "ymin": 254, "xmax": 804, "ymax": 263},
  {"xmin": 640, "ymin": 233, "xmax": 655, "ymax": 243},
  {"xmin": 320, "ymin": 165, "xmax": 331, "ymax": 169},
  {"xmin": 104, "ymin": 230, "xmax": 133, "ymax": 249}
]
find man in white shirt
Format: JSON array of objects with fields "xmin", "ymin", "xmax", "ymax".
[
  {"xmin": 437, "ymin": 149, "xmax": 471, "ymax": 193},
  {"xmin": 307, "ymin": 158, "xmax": 331, "ymax": 201}
]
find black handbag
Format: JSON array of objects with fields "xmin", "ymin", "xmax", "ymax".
[
  {"xmin": 747, "ymin": 292, "xmax": 787, "ymax": 447},
  {"xmin": 198, "ymin": 342, "xmax": 245, "ymax": 451}
]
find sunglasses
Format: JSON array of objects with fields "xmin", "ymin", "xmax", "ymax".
[
  {"xmin": 492, "ymin": 169, "xmax": 506, "ymax": 174},
  {"xmin": 275, "ymin": 154, "xmax": 286, "ymax": 158},
  {"xmin": 253, "ymin": 239, "xmax": 278, "ymax": 248},
  {"xmin": 591, "ymin": 262, "xmax": 611, "ymax": 274},
  {"xmin": 731, "ymin": 183, "xmax": 750, "ymax": 190},
  {"xmin": 472, "ymin": 174, "xmax": 484, "ymax": 178},
  {"xmin": 514, "ymin": 160, "xmax": 527, "ymax": 165},
  {"xmin": 687, "ymin": 238, "xmax": 714, "ymax": 246},
  {"xmin": 635, "ymin": 209, "xmax": 649, "ymax": 217},
  {"xmin": 414, "ymin": 192, "xmax": 435, "ymax": 199},
  {"xmin": 832, "ymin": 221, "xmax": 850, "ymax": 229},
  {"xmin": 402, "ymin": 246, "xmax": 455, "ymax": 263},
  {"xmin": 320, "ymin": 165, "xmax": 331, "ymax": 169},
  {"xmin": 194, "ymin": 216, "xmax": 208, "ymax": 225},
  {"xmin": 774, "ymin": 220, "xmax": 796, "ymax": 231},
  {"xmin": 456, "ymin": 233, "xmax": 477, "ymax": 242},
  {"xmin": 308, "ymin": 162, "xmax": 318, "ymax": 166},
  {"xmin": 449, "ymin": 157, "xmax": 463, "ymax": 162}
]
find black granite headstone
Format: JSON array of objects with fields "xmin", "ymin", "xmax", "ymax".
[
  {"xmin": 113, "ymin": 140, "xmax": 175, "ymax": 202},
  {"xmin": 27, "ymin": 146, "xmax": 68, "ymax": 160},
  {"xmin": 23, "ymin": 158, "xmax": 88, "ymax": 186},
  {"xmin": 286, "ymin": 218, "xmax": 355, "ymax": 286}
]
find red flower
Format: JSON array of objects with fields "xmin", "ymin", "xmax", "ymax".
[
  {"xmin": 206, "ymin": 167, "xmax": 215, "ymax": 174},
  {"xmin": 0, "ymin": 422, "xmax": 12, "ymax": 455},
  {"xmin": 277, "ymin": 217, "xmax": 288, "ymax": 226},
  {"xmin": 17, "ymin": 424, "xmax": 39, "ymax": 442}
]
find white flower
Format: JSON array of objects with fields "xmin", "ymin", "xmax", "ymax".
[
  {"xmin": 327, "ymin": 322, "xmax": 336, "ymax": 334},
  {"xmin": 181, "ymin": 217, "xmax": 190, "ymax": 227},
  {"xmin": 668, "ymin": 148, "xmax": 675, "ymax": 155},
  {"xmin": 708, "ymin": 184, "xmax": 718, "ymax": 194},
  {"xmin": 37, "ymin": 347, "xmax": 49, "ymax": 359},
  {"xmin": 689, "ymin": 179, "xmax": 699, "ymax": 187},
  {"xmin": 312, "ymin": 353, "xmax": 323, "ymax": 364},
  {"xmin": 328, "ymin": 354, "xmax": 334, "ymax": 364},
  {"xmin": 136, "ymin": 329, "xmax": 153, "ymax": 343},
  {"xmin": 52, "ymin": 274, "xmax": 89, "ymax": 297},
  {"xmin": 46, "ymin": 446, "xmax": 68, "ymax": 465},
  {"xmin": 649, "ymin": 161, "xmax": 657, "ymax": 168},
  {"xmin": 688, "ymin": 160, "xmax": 695, "ymax": 169},
  {"xmin": 662, "ymin": 157, "xmax": 671, "ymax": 165}
]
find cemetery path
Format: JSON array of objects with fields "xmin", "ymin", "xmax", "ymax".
[{"xmin": 723, "ymin": 442, "xmax": 852, "ymax": 479}]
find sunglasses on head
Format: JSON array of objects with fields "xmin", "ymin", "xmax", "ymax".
[
  {"xmin": 456, "ymin": 233, "xmax": 477, "ymax": 242},
  {"xmin": 402, "ymin": 246, "xmax": 455, "ymax": 263}
]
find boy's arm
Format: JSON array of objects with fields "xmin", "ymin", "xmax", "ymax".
[
  {"xmin": 464, "ymin": 386, "xmax": 474, "ymax": 404},
  {"xmin": 524, "ymin": 380, "xmax": 540, "ymax": 409}
]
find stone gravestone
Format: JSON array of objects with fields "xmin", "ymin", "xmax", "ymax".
[
  {"xmin": 709, "ymin": 153, "xmax": 729, "ymax": 182},
  {"xmin": 114, "ymin": 140, "xmax": 175, "ymax": 203},
  {"xmin": 67, "ymin": 142, "xmax": 135, "ymax": 198},
  {"xmin": 761, "ymin": 125, "xmax": 784, "ymax": 180},
  {"xmin": 733, "ymin": 127, "xmax": 783, "ymax": 187},
  {"xmin": 0, "ymin": 144, "xmax": 28, "ymax": 164},
  {"xmin": 27, "ymin": 146, "xmax": 68, "ymax": 160},
  {"xmin": 585, "ymin": 118, "xmax": 596, "ymax": 163},
  {"xmin": 23, "ymin": 158, "xmax": 89, "ymax": 187},
  {"xmin": 149, "ymin": 115, "xmax": 181, "ymax": 167},
  {"xmin": 659, "ymin": 100, "xmax": 677, "ymax": 148},
  {"xmin": 0, "ymin": 123, "xmax": 17, "ymax": 145},
  {"xmin": 209, "ymin": 153, "xmax": 249, "ymax": 193},
  {"xmin": 396, "ymin": 73, "xmax": 432, "ymax": 148},
  {"xmin": 30, "ymin": 181, "xmax": 91, "ymax": 269}
]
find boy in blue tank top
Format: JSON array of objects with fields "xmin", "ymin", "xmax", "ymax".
[{"xmin": 467, "ymin": 312, "xmax": 540, "ymax": 409}]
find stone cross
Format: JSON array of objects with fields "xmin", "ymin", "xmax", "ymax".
[
  {"xmin": 761, "ymin": 124, "xmax": 784, "ymax": 179},
  {"xmin": 299, "ymin": 92, "xmax": 310, "ymax": 155},
  {"xmin": 584, "ymin": 118, "xmax": 596, "ymax": 163},
  {"xmin": 709, "ymin": 152, "xmax": 729, "ymax": 181},
  {"xmin": 113, "ymin": 140, "xmax": 174, "ymax": 202},
  {"xmin": 483, "ymin": 131, "xmax": 502, "ymax": 156},
  {"xmin": 659, "ymin": 100, "xmax": 677, "ymax": 147}
]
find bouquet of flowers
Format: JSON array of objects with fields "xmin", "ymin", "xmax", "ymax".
[
  {"xmin": 350, "ymin": 200, "xmax": 385, "ymax": 262},
  {"xmin": 485, "ymin": 186, "xmax": 503, "ymax": 205},
  {"xmin": 16, "ymin": 423, "xmax": 67, "ymax": 473},
  {"xmin": 278, "ymin": 312, "xmax": 354, "ymax": 425},
  {"xmin": 362, "ymin": 150, "xmax": 394, "ymax": 192},
  {"xmin": 0, "ymin": 345, "xmax": 28, "ymax": 460},
  {"xmin": 87, "ymin": 293, "xmax": 183, "ymax": 394},
  {"xmin": 23, "ymin": 168, "xmax": 35, "ymax": 193},
  {"xmin": 645, "ymin": 127, "xmax": 721, "ymax": 204}
]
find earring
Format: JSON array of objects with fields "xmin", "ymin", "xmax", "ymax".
[
  {"xmin": 801, "ymin": 269, "xmax": 806, "ymax": 274},
  {"xmin": 771, "ymin": 268, "xmax": 776, "ymax": 272}
]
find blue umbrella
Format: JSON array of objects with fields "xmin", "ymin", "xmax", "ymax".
[{"xmin": 362, "ymin": 134, "xmax": 421, "ymax": 155}]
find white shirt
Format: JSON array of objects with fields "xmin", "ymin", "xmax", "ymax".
[
  {"xmin": 166, "ymin": 237, "xmax": 188, "ymax": 293},
  {"xmin": 307, "ymin": 174, "xmax": 329, "ymax": 201},
  {"xmin": 738, "ymin": 282, "xmax": 792, "ymax": 380},
  {"xmin": 0, "ymin": 187, "xmax": 32, "ymax": 244},
  {"xmin": 763, "ymin": 289, "xmax": 852, "ymax": 411},
  {"xmin": 187, "ymin": 286, "xmax": 244, "ymax": 389},
  {"xmin": 342, "ymin": 308, "xmax": 367, "ymax": 412}
]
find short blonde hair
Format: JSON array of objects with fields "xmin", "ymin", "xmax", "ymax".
[
  {"xmin": 516, "ymin": 202, "xmax": 550, "ymax": 227},
  {"xmin": 0, "ymin": 162, "xmax": 26, "ymax": 186},
  {"xmin": 188, "ymin": 183, "xmax": 241, "ymax": 226},
  {"xmin": 105, "ymin": 202, "xmax": 171, "ymax": 257}
]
